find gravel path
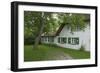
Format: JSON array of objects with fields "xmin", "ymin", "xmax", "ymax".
[{"xmin": 54, "ymin": 53, "xmax": 73, "ymax": 60}]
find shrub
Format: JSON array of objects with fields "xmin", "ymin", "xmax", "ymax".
[
  {"xmin": 79, "ymin": 45, "xmax": 85, "ymax": 51},
  {"xmin": 24, "ymin": 37, "xmax": 34, "ymax": 45}
]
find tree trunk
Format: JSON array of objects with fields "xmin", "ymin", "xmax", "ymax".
[{"xmin": 34, "ymin": 12, "xmax": 45, "ymax": 49}]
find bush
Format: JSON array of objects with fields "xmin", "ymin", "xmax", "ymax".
[
  {"xmin": 24, "ymin": 37, "xmax": 34, "ymax": 45},
  {"xmin": 41, "ymin": 43, "xmax": 58, "ymax": 47},
  {"xmin": 24, "ymin": 37, "xmax": 42, "ymax": 45},
  {"xmin": 79, "ymin": 45, "xmax": 85, "ymax": 51}
]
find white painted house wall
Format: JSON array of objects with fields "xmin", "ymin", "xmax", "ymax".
[
  {"xmin": 41, "ymin": 24, "xmax": 90, "ymax": 51},
  {"xmin": 54, "ymin": 24, "xmax": 90, "ymax": 51}
]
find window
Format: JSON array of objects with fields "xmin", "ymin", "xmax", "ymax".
[
  {"xmin": 58, "ymin": 37, "xmax": 79, "ymax": 45},
  {"xmin": 58, "ymin": 37, "xmax": 66, "ymax": 44},
  {"xmin": 61, "ymin": 38, "xmax": 67, "ymax": 43},
  {"xmin": 68, "ymin": 37, "xmax": 71, "ymax": 44},
  {"xmin": 41, "ymin": 37, "xmax": 46, "ymax": 42},
  {"xmin": 45, "ymin": 37, "xmax": 47, "ymax": 42},
  {"xmin": 48, "ymin": 37, "xmax": 54, "ymax": 42},
  {"xmin": 74, "ymin": 38, "xmax": 79, "ymax": 44},
  {"xmin": 58, "ymin": 37, "xmax": 60, "ymax": 43},
  {"xmin": 68, "ymin": 37, "xmax": 79, "ymax": 45}
]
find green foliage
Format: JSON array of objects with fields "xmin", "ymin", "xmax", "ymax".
[
  {"xmin": 24, "ymin": 11, "xmax": 42, "ymax": 38},
  {"xmin": 70, "ymin": 14, "xmax": 87, "ymax": 31},
  {"xmin": 24, "ymin": 36, "xmax": 34, "ymax": 45},
  {"xmin": 58, "ymin": 13, "xmax": 89, "ymax": 32},
  {"xmin": 24, "ymin": 11, "xmax": 90, "ymax": 45}
]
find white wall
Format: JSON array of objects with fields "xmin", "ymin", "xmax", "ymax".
[
  {"xmin": 55, "ymin": 24, "xmax": 90, "ymax": 51},
  {"xmin": 0, "ymin": 0, "xmax": 99, "ymax": 73}
]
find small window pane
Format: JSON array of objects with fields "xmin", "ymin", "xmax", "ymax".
[
  {"xmin": 58, "ymin": 37, "xmax": 66, "ymax": 44},
  {"xmin": 71, "ymin": 37, "xmax": 79, "ymax": 45},
  {"xmin": 75, "ymin": 38, "xmax": 79, "ymax": 44},
  {"xmin": 58, "ymin": 37, "xmax": 60, "ymax": 43},
  {"xmin": 48, "ymin": 37, "xmax": 54, "ymax": 42},
  {"xmin": 68, "ymin": 37, "xmax": 71, "ymax": 44},
  {"xmin": 61, "ymin": 38, "xmax": 66, "ymax": 44}
]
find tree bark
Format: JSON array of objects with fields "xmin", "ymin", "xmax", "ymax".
[{"xmin": 34, "ymin": 12, "xmax": 45, "ymax": 49}]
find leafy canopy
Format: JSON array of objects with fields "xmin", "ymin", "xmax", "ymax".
[{"xmin": 24, "ymin": 11, "xmax": 90, "ymax": 43}]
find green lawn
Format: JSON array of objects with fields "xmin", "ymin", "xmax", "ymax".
[{"xmin": 24, "ymin": 44, "xmax": 90, "ymax": 62}]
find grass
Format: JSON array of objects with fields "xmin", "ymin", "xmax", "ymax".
[{"xmin": 24, "ymin": 44, "xmax": 90, "ymax": 62}]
